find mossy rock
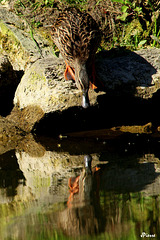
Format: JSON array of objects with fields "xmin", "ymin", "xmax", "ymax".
[{"xmin": 0, "ymin": 8, "xmax": 54, "ymax": 70}]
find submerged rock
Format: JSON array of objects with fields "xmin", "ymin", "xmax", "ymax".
[
  {"xmin": 0, "ymin": 115, "xmax": 25, "ymax": 142},
  {"xmin": 6, "ymin": 105, "xmax": 44, "ymax": 132}
]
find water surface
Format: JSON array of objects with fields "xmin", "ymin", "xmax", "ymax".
[{"xmin": 0, "ymin": 132, "xmax": 160, "ymax": 240}]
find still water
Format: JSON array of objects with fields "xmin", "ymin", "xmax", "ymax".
[{"xmin": 0, "ymin": 131, "xmax": 160, "ymax": 240}]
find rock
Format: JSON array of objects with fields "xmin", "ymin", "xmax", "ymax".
[
  {"xmin": 0, "ymin": 56, "xmax": 44, "ymax": 134},
  {"xmin": 6, "ymin": 105, "xmax": 44, "ymax": 132},
  {"xmin": 0, "ymin": 54, "xmax": 12, "ymax": 72},
  {"xmin": 0, "ymin": 115, "xmax": 25, "ymax": 142},
  {"xmin": 95, "ymin": 48, "xmax": 160, "ymax": 99},
  {"xmin": 0, "ymin": 8, "xmax": 53, "ymax": 70},
  {"xmin": 13, "ymin": 56, "xmax": 102, "ymax": 113}
]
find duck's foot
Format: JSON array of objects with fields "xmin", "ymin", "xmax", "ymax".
[
  {"xmin": 64, "ymin": 61, "xmax": 75, "ymax": 80},
  {"xmin": 67, "ymin": 176, "xmax": 80, "ymax": 206},
  {"xmin": 82, "ymin": 89, "xmax": 90, "ymax": 109},
  {"xmin": 90, "ymin": 60, "xmax": 104, "ymax": 90},
  {"xmin": 90, "ymin": 82, "xmax": 98, "ymax": 90},
  {"xmin": 68, "ymin": 176, "xmax": 80, "ymax": 193},
  {"xmin": 89, "ymin": 60, "xmax": 97, "ymax": 90}
]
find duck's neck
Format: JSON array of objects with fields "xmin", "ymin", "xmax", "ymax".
[
  {"xmin": 74, "ymin": 59, "xmax": 89, "ymax": 91},
  {"xmin": 74, "ymin": 59, "xmax": 90, "ymax": 108}
]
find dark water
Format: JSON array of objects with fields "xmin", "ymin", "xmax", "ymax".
[{"xmin": 0, "ymin": 132, "xmax": 160, "ymax": 240}]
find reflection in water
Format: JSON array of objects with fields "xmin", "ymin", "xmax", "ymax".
[
  {"xmin": 67, "ymin": 155, "xmax": 93, "ymax": 207},
  {"xmin": 0, "ymin": 133, "xmax": 160, "ymax": 239},
  {"xmin": 59, "ymin": 155, "xmax": 102, "ymax": 237},
  {"xmin": 0, "ymin": 150, "xmax": 25, "ymax": 202}
]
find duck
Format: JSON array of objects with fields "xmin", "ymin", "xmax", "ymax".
[{"xmin": 51, "ymin": 7, "xmax": 101, "ymax": 108}]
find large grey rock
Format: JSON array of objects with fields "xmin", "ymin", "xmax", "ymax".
[
  {"xmin": 14, "ymin": 56, "xmax": 102, "ymax": 113},
  {"xmin": 95, "ymin": 48, "xmax": 160, "ymax": 99}
]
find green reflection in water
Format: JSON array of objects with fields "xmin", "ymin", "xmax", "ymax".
[
  {"xmin": 96, "ymin": 192, "xmax": 159, "ymax": 240},
  {"xmin": 0, "ymin": 192, "xmax": 159, "ymax": 240}
]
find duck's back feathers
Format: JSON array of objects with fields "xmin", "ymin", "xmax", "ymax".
[{"xmin": 51, "ymin": 8, "xmax": 101, "ymax": 66}]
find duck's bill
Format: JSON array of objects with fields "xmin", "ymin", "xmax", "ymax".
[{"xmin": 82, "ymin": 89, "xmax": 90, "ymax": 108}]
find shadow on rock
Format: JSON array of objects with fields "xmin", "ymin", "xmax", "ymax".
[
  {"xmin": 95, "ymin": 48, "xmax": 158, "ymax": 96},
  {"xmin": 0, "ymin": 55, "xmax": 23, "ymax": 116}
]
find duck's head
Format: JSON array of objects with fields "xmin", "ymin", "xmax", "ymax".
[{"xmin": 74, "ymin": 58, "xmax": 90, "ymax": 109}]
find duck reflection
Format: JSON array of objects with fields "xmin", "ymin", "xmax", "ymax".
[
  {"xmin": 58, "ymin": 155, "xmax": 104, "ymax": 237},
  {"xmin": 67, "ymin": 155, "xmax": 93, "ymax": 207}
]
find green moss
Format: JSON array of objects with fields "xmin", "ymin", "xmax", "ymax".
[
  {"xmin": 0, "ymin": 21, "xmax": 27, "ymax": 69},
  {"xmin": 0, "ymin": 21, "xmax": 23, "ymax": 54}
]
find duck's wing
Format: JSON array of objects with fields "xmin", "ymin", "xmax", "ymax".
[{"xmin": 51, "ymin": 8, "xmax": 101, "ymax": 66}]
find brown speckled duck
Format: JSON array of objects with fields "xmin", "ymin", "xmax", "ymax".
[{"xmin": 51, "ymin": 8, "xmax": 101, "ymax": 108}]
